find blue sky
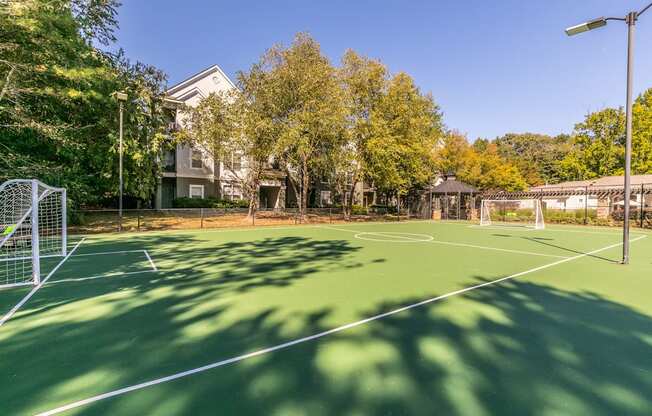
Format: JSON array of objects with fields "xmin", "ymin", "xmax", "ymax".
[{"xmin": 112, "ymin": 0, "xmax": 652, "ymax": 141}]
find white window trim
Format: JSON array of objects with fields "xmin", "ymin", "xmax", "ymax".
[
  {"xmin": 190, "ymin": 148, "xmax": 204, "ymax": 169},
  {"xmin": 189, "ymin": 184, "xmax": 204, "ymax": 199}
]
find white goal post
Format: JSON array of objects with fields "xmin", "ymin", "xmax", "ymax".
[
  {"xmin": 0, "ymin": 179, "xmax": 67, "ymax": 288},
  {"xmin": 480, "ymin": 199, "xmax": 545, "ymax": 230}
]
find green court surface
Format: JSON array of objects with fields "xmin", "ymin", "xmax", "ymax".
[{"xmin": 1, "ymin": 221, "xmax": 652, "ymax": 415}]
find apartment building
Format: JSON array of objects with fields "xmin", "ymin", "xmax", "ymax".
[{"xmin": 155, "ymin": 65, "xmax": 287, "ymax": 209}]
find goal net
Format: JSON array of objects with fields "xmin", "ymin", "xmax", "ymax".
[
  {"xmin": 480, "ymin": 199, "xmax": 544, "ymax": 230},
  {"xmin": 0, "ymin": 180, "xmax": 67, "ymax": 288}
]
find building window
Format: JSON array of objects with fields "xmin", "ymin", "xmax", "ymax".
[
  {"xmin": 189, "ymin": 184, "xmax": 204, "ymax": 199},
  {"xmin": 162, "ymin": 150, "xmax": 175, "ymax": 172},
  {"xmin": 320, "ymin": 191, "xmax": 332, "ymax": 206},
  {"xmin": 191, "ymin": 149, "xmax": 203, "ymax": 169},
  {"xmin": 225, "ymin": 152, "xmax": 242, "ymax": 171},
  {"xmin": 224, "ymin": 183, "xmax": 242, "ymax": 200}
]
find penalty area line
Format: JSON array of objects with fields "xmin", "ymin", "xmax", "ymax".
[
  {"xmin": 35, "ymin": 235, "xmax": 647, "ymax": 416},
  {"xmin": 0, "ymin": 238, "xmax": 86, "ymax": 328}
]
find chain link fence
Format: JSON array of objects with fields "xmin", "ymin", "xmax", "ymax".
[{"xmin": 69, "ymin": 206, "xmax": 428, "ymax": 234}]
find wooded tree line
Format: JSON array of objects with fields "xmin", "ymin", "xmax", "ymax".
[
  {"xmin": 0, "ymin": 0, "xmax": 171, "ymax": 206},
  {"xmin": 2, "ymin": 1, "xmax": 652, "ymax": 211},
  {"xmin": 437, "ymin": 87, "xmax": 652, "ymax": 190}
]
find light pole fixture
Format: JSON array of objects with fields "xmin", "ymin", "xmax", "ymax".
[
  {"xmin": 565, "ymin": 1, "xmax": 652, "ymax": 264},
  {"xmin": 111, "ymin": 91, "xmax": 128, "ymax": 231}
]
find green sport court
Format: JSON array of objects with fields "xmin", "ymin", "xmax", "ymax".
[{"xmin": 1, "ymin": 221, "xmax": 651, "ymax": 415}]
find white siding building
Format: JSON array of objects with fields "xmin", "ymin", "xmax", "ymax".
[{"xmin": 155, "ymin": 65, "xmax": 287, "ymax": 209}]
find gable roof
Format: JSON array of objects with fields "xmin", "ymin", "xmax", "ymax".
[
  {"xmin": 531, "ymin": 174, "xmax": 652, "ymax": 190},
  {"xmin": 166, "ymin": 64, "xmax": 236, "ymax": 96},
  {"xmin": 431, "ymin": 179, "xmax": 478, "ymax": 194}
]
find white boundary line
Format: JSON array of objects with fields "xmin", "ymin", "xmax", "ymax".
[
  {"xmin": 468, "ymin": 225, "xmax": 536, "ymax": 232},
  {"xmin": 46, "ymin": 249, "xmax": 159, "ymax": 285},
  {"xmin": 354, "ymin": 232, "xmax": 434, "ymax": 243},
  {"xmin": 0, "ymin": 238, "xmax": 86, "ymax": 328},
  {"xmin": 36, "ymin": 235, "xmax": 647, "ymax": 416},
  {"xmin": 46, "ymin": 270, "xmax": 160, "ymax": 285},
  {"xmin": 143, "ymin": 250, "xmax": 157, "ymax": 271},
  {"xmin": 427, "ymin": 240, "xmax": 569, "ymax": 259},
  {"xmin": 71, "ymin": 250, "xmax": 146, "ymax": 257},
  {"xmin": 324, "ymin": 225, "xmax": 570, "ymax": 259}
]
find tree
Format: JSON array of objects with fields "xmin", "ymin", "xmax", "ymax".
[
  {"xmin": 435, "ymin": 132, "xmax": 527, "ymax": 192},
  {"xmin": 494, "ymin": 133, "xmax": 572, "ymax": 185},
  {"xmin": 265, "ymin": 33, "xmax": 348, "ymax": 217},
  {"xmin": 0, "ymin": 0, "xmax": 170, "ymax": 207},
  {"xmin": 366, "ymin": 73, "xmax": 443, "ymax": 198},
  {"xmin": 337, "ymin": 50, "xmax": 388, "ymax": 216},
  {"xmin": 632, "ymin": 88, "xmax": 652, "ymax": 174},
  {"xmin": 560, "ymin": 108, "xmax": 625, "ymax": 180}
]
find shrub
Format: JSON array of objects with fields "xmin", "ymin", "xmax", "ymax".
[
  {"xmin": 351, "ymin": 204, "xmax": 367, "ymax": 215},
  {"xmin": 172, "ymin": 197, "xmax": 250, "ymax": 209}
]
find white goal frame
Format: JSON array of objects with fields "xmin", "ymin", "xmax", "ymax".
[
  {"xmin": 480, "ymin": 199, "xmax": 545, "ymax": 230},
  {"xmin": 0, "ymin": 179, "xmax": 67, "ymax": 288}
]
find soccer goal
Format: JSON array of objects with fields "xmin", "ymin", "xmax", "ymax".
[
  {"xmin": 0, "ymin": 179, "xmax": 67, "ymax": 288},
  {"xmin": 480, "ymin": 199, "xmax": 545, "ymax": 230}
]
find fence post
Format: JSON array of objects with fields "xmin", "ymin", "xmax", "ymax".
[
  {"xmin": 329, "ymin": 207, "xmax": 332, "ymax": 223},
  {"xmin": 640, "ymin": 183, "xmax": 645, "ymax": 228},
  {"xmin": 584, "ymin": 186, "xmax": 588, "ymax": 225},
  {"xmin": 200, "ymin": 208, "xmax": 204, "ymax": 229},
  {"xmin": 137, "ymin": 210, "xmax": 141, "ymax": 231},
  {"xmin": 252, "ymin": 209, "xmax": 255, "ymax": 226}
]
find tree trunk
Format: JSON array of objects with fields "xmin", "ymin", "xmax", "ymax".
[
  {"xmin": 345, "ymin": 170, "xmax": 359, "ymax": 219},
  {"xmin": 301, "ymin": 158, "xmax": 309, "ymax": 220},
  {"xmin": 284, "ymin": 166, "xmax": 302, "ymax": 213},
  {"xmin": 245, "ymin": 164, "xmax": 262, "ymax": 218}
]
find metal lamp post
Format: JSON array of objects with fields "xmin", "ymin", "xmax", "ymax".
[
  {"xmin": 565, "ymin": 2, "xmax": 652, "ymax": 264},
  {"xmin": 111, "ymin": 91, "xmax": 128, "ymax": 231}
]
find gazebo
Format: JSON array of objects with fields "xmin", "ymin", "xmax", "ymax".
[{"xmin": 430, "ymin": 176, "xmax": 479, "ymax": 220}]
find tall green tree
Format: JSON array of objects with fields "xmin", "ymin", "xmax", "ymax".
[
  {"xmin": 560, "ymin": 108, "xmax": 625, "ymax": 180},
  {"xmin": 366, "ymin": 73, "xmax": 443, "ymax": 197},
  {"xmin": 494, "ymin": 133, "xmax": 572, "ymax": 185},
  {"xmin": 336, "ymin": 50, "xmax": 388, "ymax": 216},
  {"xmin": 265, "ymin": 33, "xmax": 348, "ymax": 216},
  {"xmin": 0, "ymin": 0, "xmax": 170, "ymax": 206}
]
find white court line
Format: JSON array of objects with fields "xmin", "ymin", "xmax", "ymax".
[
  {"xmin": 143, "ymin": 250, "xmax": 157, "ymax": 271},
  {"xmin": 46, "ymin": 270, "xmax": 160, "ymax": 285},
  {"xmin": 354, "ymin": 232, "xmax": 434, "ymax": 243},
  {"xmin": 467, "ymin": 225, "xmax": 536, "ymax": 232},
  {"xmin": 71, "ymin": 250, "xmax": 146, "ymax": 257},
  {"xmin": 427, "ymin": 240, "xmax": 569, "ymax": 259},
  {"xmin": 36, "ymin": 234, "xmax": 647, "ymax": 416},
  {"xmin": 0, "ymin": 238, "xmax": 86, "ymax": 328},
  {"xmin": 457, "ymin": 222, "xmax": 648, "ymax": 236},
  {"xmin": 323, "ymin": 225, "xmax": 569, "ymax": 259}
]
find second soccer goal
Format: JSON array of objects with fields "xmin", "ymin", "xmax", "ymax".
[{"xmin": 479, "ymin": 199, "xmax": 545, "ymax": 229}]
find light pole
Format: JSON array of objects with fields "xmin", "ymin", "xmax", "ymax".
[
  {"xmin": 565, "ymin": 2, "xmax": 652, "ymax": 264},
  {"xmin": 112, "ymin": 91, "xmax": 128, "ymax": 231}
]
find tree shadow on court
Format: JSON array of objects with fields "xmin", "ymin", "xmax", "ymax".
[
  {"xmin": 4, "ymin": 274, "xmax": 650, "ymax": 415},
  {"xmin": 3, "ymin": 228, "xmax": 652, "ymax": 415},
  {"xmin": 157, "ymin": 278, "xmax": 650, "ymax": 416}
]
